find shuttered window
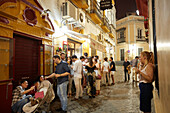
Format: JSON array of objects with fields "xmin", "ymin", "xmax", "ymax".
[{"xmin": 14, "ymin": 34, "xmax": 40, "ymax": 87}]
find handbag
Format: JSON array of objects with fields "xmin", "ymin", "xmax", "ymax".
[
  {"xmin": 35, "ymin": 91, "xmax": 44, "ymax": 99},
  {"xmin": 96, "ymin": 74, "xmax": 101, "ymax": 79}
]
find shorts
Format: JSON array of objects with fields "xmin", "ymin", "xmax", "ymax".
[{"xmin": 110, "ymin": 71, "xmax": 115, "ymax": 75}]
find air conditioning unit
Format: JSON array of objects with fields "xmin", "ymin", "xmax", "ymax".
[
  {"xmin": 62, "ymin": 1, "xmax": 77, "ymax": 20},
  {"xmin": 77, "ymin": 9, "xmax": 85, "ymax": 27}
]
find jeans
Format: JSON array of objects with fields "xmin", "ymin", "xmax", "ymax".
[
  {"xmin": 124, "ymin": 70, "xmax": 130, "ymax": 82},
  {"xmin": 12, "ymin": 95, "xmax": 32, "ymax": 113},
  {"xmin": 68, "ymin": 77, "xmax": 73, "ymax": 94},
  {"xmin": 57, "ymin": 81, "xmax": 68, "ymax": 111}
]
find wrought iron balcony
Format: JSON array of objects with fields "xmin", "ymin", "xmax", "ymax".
[
  {"xmin": 101, "ymin": 16, "xmax": 110, "ymax": 32},
  {"xmin": 89, "ymin": 0, "xmax": 103, "ymax": 24},
  {"xmin": 109, "ymin": 26, "xmax": 115, "ymax": 39},
  {"xmin": 117, "ymin": 37, "xmax": 126, "ymax": 43}
]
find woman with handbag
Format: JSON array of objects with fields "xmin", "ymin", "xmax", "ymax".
[
  {"xmin": 85, "ymin": 57, "xmax": 96, "ymax": 98},
  {"xmin": 94, "ymin": 58, "xmax": 101, "ymax": 96}
]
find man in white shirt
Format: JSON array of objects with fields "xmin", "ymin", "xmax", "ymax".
[
  {"xmin": 102, "ymin": 57, "xmax": 110, "ymax": 86},
  {"xmin": 72, "ymin": 55, "xmax": 84, "ymax": 100}
]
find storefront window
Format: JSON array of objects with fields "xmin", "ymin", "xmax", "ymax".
[
  {"xmin": 0, "ymin": 37, "xmax": 13, "ymax": 81},
  {"xmin": 68, "ymin": 42, "xmax": 75, "ymax": 57},
  {"xmin": 68, "ymin": 43, "xmax": 74, "ymax": 48},
  {"xmin": 68, "ymin": 40, "xmax": 82, "ymax": 57},
  {"xmin": 75, "ymin": 43, "xmax": 82, "ymax": 58},
  {"xmin": 44, "ymin": 45, "xmax": 53, "ymax": 75}
]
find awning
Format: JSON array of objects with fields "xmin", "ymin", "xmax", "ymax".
[
  {"xmin": 136, "ymin": 0, "xmax": 149, "ymax": 37},
  {"xmin": 66, "ymin": 30, "xmax": 89, "ymax": 39},
  {"xmin": 136, "ymin": 0, "xmax": 148, "ymax": 18},
  {"xmin": 62, "ymin": 29, "xmax": 89, "ymax": 41}
]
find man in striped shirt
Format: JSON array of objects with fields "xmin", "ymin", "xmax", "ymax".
[{"xmin": 11, "ymin": 80, "xmax": 34, "ymax": 113}]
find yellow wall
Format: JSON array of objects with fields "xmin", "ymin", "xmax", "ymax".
[
  {"xmin": 82, "ymin": 41, "xmax": 90, "ymax": 56},
  {"xmin": 0, "ymin": 1, "xmax": 54, "ymax": 38},
  {"xmin": 116, "ymin": 15, "xmax": 149, "ymax": 61},
  {"xmin": 0, "ymin": 0, "xmax": 54, "ymax": 82}
]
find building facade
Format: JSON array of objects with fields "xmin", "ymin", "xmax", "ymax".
[
  {"xmin": 39, "ymin": 0, "xmax": 116, "ymax": 60},
  {"xmin": 115, "ymin": 15, "xmax": 149, "ymax": 61},
  {"xmin": 0, "ymin": 0, "xmax": 55, "ymax": 112},
  {"xmin": 0, "ymin": 0, "xmax": 116, "ymax": 112}
]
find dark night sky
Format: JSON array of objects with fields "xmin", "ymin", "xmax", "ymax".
[{"xmin": 115, "ymin": 0, "xmax": 137, "ymax": 20}]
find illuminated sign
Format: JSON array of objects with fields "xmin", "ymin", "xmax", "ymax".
[
  {"xmin": 63, "ymin": 41, "xmax": 68, "ymax": 45},
  {"xmin": 100, "ymin": 0, "xmax": 113, "ymax": 10}
]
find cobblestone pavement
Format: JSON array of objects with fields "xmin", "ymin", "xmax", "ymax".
[
  {"xmin": 50, "ymin": 66, "xmax": 155, "ymax": 113},
  {"xmin": 67, "ymin": 83, "xmax": 141, "ymax": 113}
]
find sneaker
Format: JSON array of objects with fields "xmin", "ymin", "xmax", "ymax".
[
  {"xmin": 71, "ymin": 98, "xmax": 78, "ymax": 101},
  {"xmin": 55, "ymin": 108, "xmax": 62, "ymax": 111},
  {"xmin": 89, "ymin": 96, "xmax": 92, "ymax": 98},
  {"xmin": 61, "ymin": 110, "xmax": 67, "ymax": 113}
]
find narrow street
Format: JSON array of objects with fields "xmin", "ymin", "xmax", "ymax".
[
  {"xmin": 51, "ymin": 66, "xmax": 155, "ymax": 113},
  {"xmin": 67, "ymin": 83, "xmax": 140, "ymax": 113}
]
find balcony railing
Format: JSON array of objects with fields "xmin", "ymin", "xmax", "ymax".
[
  {"xmin": 117, "ymin": 37, "xmax": 126, "ymax": 43},
  {"xmin": 109, "ymin": 25, "xmax": 114, "ymax": 34},
  {"xmin": 90, "ymin": 0, "xmax": 103, "ymax": 21},
  {"xmin": 136, "ymin": 36, "xmax": 147, "ymax": 41},
  {"xmin": 103, "ymin": 16, "xmax": 110, "ymax": 29},
  {"xmin": 110, "ymin": 24, "xmax": 116, "ymax": 30}
]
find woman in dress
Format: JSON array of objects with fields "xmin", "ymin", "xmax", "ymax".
[
  {"xmin": 134, "ymin": 51, "xmax": 154, "ymax": 113},
  {"xmin": 85, "ymin": 57, "xmax": 96, "ymax": 98},
  {"xmin": 94, "ymin": 58, "xmax": 101, "ymax": 95}
]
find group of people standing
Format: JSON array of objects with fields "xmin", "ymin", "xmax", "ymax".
[
  {"xmin": 123, "ymin": 56, "xmax": 139, "ymax": 83},
  {"xmin": 66, "ymin": 54, "xmax": 116, "ymax": 100},
  {"xmin": 45, "ymin": 53, "xmax": 116, "ymax": 112}
]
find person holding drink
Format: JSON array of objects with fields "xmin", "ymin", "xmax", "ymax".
[{"xmin": 133, "ymin": 51, "xmax": 154, "ymax": 113}]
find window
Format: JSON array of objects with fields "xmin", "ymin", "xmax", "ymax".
[
  {"xmin": 44, "ymin": 45, "xmax": 53, "ymax": 75},
  {"xmin": 120, "ymin": 49, "xmax": 125, "ymax": 61},
  {"xmin": 138, "ymin": 48, "xmax": 143, "ymax": 56},
  {"xmin": 117, "ymin": 28, "xmax": 125, "ymax": 39},
  {"xmin": 137, "ymin": 29, "xmax": 142, "ymax": 38},
  {"xmin": 0, "ymin": 37, "xmax": 13, "ymax": 81},
  {"xmin": 120, "ymin": 31, "xmax": 124, "ymax": 38}
]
